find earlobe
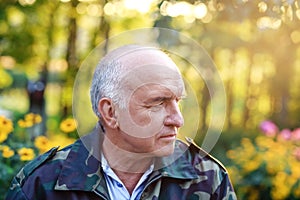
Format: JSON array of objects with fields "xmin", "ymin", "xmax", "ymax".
[{"xmin": 98, "ymin": 98, "xmax": 118, "ymax": 129}]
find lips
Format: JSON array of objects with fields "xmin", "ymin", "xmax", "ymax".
[{"xmin": 159, "ymin": 133, "xmax": 177, "ymax": 139}]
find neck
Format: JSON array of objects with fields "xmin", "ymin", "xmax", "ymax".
[
  {"xmin": 102, "ymin": 135, "xmax": 154, "ymax": 194},
  {"xmin": 102, "ymin": 134, "xmax": 154, "ymax": 173},
  {"xmin": 113, "ymin": 170, "xmax": 144, "ymax": 195}
]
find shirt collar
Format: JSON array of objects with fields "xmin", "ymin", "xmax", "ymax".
[{"xmin": 55, "ymin": 126, "xmax": 199, "ymax": 192}]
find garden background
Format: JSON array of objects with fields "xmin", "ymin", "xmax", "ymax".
[{"xmin": 1, "ymin": 0, "xmax": 300, "ymax": 199}]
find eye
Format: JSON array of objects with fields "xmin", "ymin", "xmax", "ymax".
[
  {"xmin": 157, "ymin": 101, "xmax": 165, "ymax": 106},
  {"xmin": 151, "ymin": 101, "xmax": 165, "ymax": 109},
  {"xmin": 143, "ymin": 100, "xmax": 165, "ymax": 112}
]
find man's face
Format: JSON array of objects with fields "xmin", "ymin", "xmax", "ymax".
[{"xmin": 114, "ymin": 51, "xmax": 185, "ymax": 157}]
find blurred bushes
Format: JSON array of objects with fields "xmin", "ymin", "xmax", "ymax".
[{"xmin": 227, "ymin": 121, "xmax": 300, "ymax": 199}]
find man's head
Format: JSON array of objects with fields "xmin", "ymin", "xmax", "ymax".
[{"xmin": 90, "ymin": 44, "xmax": 185, "ymax": 156}]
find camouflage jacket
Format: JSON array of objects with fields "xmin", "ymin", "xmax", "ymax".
[{"xmin": 6, "ymin": 130, "xmax": 237, "ymax": 200}]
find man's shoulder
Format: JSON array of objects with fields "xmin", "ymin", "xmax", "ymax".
[
  {"xmin": 23, "ymin": 146, "xmax": 59, "ymax": 176},
  {"xmin": 168, "ymin": 138, "xmax": 236, "ymax": 199},
  {"xmin": 5, "ymin": 140, "xmax": 96, "ymax": 200},
  {"xmin": 176, "ymin": 137, "xmax": 228, "ymax": 172},
  {"xmin": 15, "ymin": 143, "xmax": 74, "ymax": 187}
]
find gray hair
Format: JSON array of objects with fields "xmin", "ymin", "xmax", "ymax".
[
  {"xmin": 90, "ymin": 44, "xmax": 162, "ymax": 119},
  {"xmin": 90, "ymin": 59, "xmax": 126, "ymax": 119}
]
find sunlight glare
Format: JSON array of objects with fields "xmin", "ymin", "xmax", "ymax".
[
  {"xmin": 76, "ymin": 3, "xmax": 87, "ymax": 14},
  {"xmin": 87, "ymin": 4, "xmax": 102, "ymax": 16},
  {"xmin": 104, "ymin": 2, "xmax": 115, "ymax": 16},
  {"xmin": 291, "ymin": 31, "xmax": 300, "ymax": 44},
  {"xmin": 250, "ymin": 68, "xmax": 263, "ymax": 84},
  {"xmin": 184, "ymin": 15, "xmax": 195, "ymax": 23},
  {"xmin": 194, "ymin": 3, "xmax": 207, "ymax": 19},
  {"xmin": 202, "ymin": 13, "xmax": 213, "ymax": 23},
  {"xmin": 166, "ymin": 1, "xmax": 192, "ymax": 17},
  {"xmin": 18, "ymin": 0, "xmax": 36, "ymax": 6},
  {"xmin": 258, "ymin": 2, "xmax": 267, "ymax": 13},
  {"xmin": 7, "ymin": 7, "xmax": 25, "ymax": 27},
  {"xmin": 257, "ymin": 17, "xmax": 281, "ymax": 29},
  {"xmin": 296, "ymin": 9, "xmax": 300, "ymax": 20},
  {"xmin": 123, "ymin": 0, "xmax": 156, "ymax": 14}
]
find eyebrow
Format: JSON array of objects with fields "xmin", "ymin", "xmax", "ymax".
[{"xmin": 144, "ymin": 94, "xmax": 182, "ymax": 104}]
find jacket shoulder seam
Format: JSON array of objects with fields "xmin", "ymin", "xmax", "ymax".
[{"xmin": 185, "ymin": 137, "xmax": 228, "ymax": 172}]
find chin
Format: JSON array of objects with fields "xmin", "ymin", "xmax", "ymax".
[{"xmin": 154, "ymin": 143, "xmax": 175, "ymax": 157}]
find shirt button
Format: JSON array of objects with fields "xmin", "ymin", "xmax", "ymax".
[
  {"xmin": 162, "ymin": 171, "xmax": 168, "ymax": 176},
  {"xmin": 116, "ymin": 182, "xmax": 123, "ymax": 187},
  {"xmin": 141, "ymin": 193, "xmax": 147, "ymax": 199}
]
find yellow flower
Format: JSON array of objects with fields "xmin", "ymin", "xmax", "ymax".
[
  {"xmin": 255, "ymin": 136, "xmax": 275, "ymax": 149},
  {"xmin": 271, "ymin": 172, "xmax": 291, "ymax": 199},
  {"xmin": 1, "ymin": 145, "xmax": 14, "ymax": 158},
  {"xmin": 243, "ymin": 158, "xmax": 261, "ymax": 173},
  {"xmin": 48, "ymin": 134, "xmax": 75, "ymax": 149},
  {"xmin": 18, "ymin": 113, "xmax": 42, "ymax": 128},
  {"xmin": 227, "ymin": 122, "xmax": 300, "ymax": 199},
  {"xmin": 60, "ymin": 118, "xmax": 77, "ymax": 133},
  {"xmin": 18, "ymin": 119, "xmax": 33, "ymax": 128},
  {"xmin": 34, "ymin": 136, "xmax": 50, "ymax": 154},
  {"xmin": 18, "ymin": 147, "xmax": 35, "ymax": 161},
  {"xmin": 0, "ymin": 131, "xmax": 9, "ymax": 144},
  {"xmin": 0, "ymin": 116, "xmax": 13, "ymax": 143},
  {"xmin": 25, "ymin": 113, "xmax": 42, "ymax": 124},
  {"xmin": 0, "ymin": 116, "xmax": 13, "ymax": 132},
  {"xmin": 291, "ymin": 161, "xmax": 300, "ymax": 179}
]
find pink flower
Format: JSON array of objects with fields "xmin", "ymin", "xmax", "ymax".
[
  {"xmin": 277, "ymin": 129, "xmax": 292, "ymax": 141},
  {"xmin": 291, "ymin": 128, "xmax": 300, "ymax": 141},
  {"xmin": 259, "ymin": 120, "xmax": 278, "ymax": 137}
]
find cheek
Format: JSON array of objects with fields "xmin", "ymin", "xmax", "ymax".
[
  {"xmin": 117, "ymin": 105, "xmax": 167, "ymax": 139},
  {"xmin": 129, "ymin": 107, "xmax": 151, "ymax": 126},
  {"xmin": 132, "ymin": 109, "xmax": 168, "ymax": 127},
  {"xmin": 117, "ymin": 97, "xmax": 167, "ymax": 139}
]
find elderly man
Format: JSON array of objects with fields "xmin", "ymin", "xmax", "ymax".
[{"xmin": 6, "ymin": 45, "xmax": 236, "ymax": 200}]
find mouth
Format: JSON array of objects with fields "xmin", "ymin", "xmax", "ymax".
[{"xmin": 159, "ymin": 133, "xmax": 177, "ymax": 140}]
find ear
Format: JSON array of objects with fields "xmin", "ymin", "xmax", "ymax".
[{"xmin": 98, "ymin": 98, "xmax": 118, "ymax": 129}]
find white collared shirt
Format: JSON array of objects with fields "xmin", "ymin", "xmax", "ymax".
[{"xmin": 101, "ymin": 155, "xmax": 154, "ymax": 200}]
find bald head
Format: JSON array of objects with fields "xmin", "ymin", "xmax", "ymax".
[
  {"xmin": 90, "ymin": 44, "xmax": 184, "ymax": 119},
  {"xmin": 99, "ymin": 45, "xmax": 178, "ymax": 70}
]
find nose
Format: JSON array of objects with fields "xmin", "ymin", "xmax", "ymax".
[{"xmin": 164, "ymin": 100, "xmax": 184, "ymax": 128}]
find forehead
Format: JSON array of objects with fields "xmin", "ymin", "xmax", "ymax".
[
  {"xmin": 132, "ymin": 82, "xmax": 184, "ymax": 101},
  {"xmin": 118, "ymin": 48, "xmax": 177, "ymax": 68},
  {"xmin": 117, "ymin": 49, "xmax": 184, "ymax": 96}
]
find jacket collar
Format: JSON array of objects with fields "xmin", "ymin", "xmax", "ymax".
[
  {"xmin": 55, "ymin": 126, "xmax": 199, "ymax": 192},
  {"xmin": 156, "ymin": 140, "xmax": 199, "ymax": 179}
]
